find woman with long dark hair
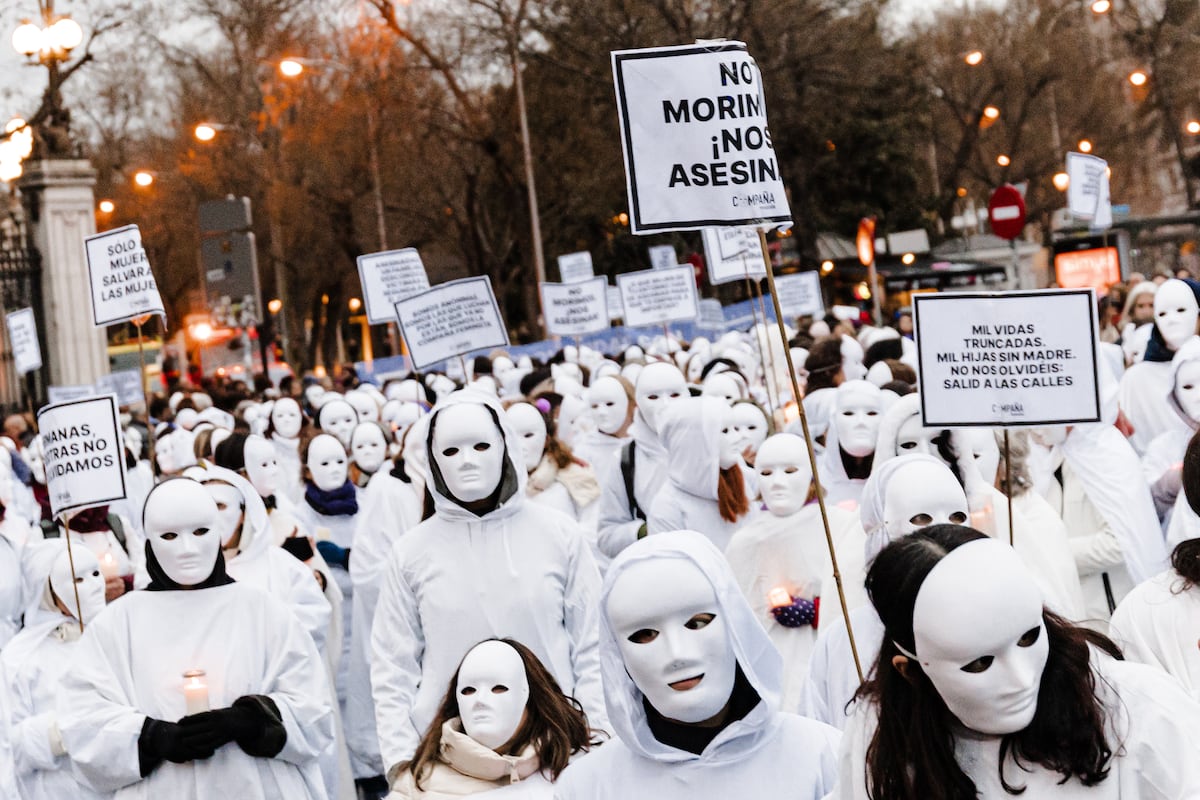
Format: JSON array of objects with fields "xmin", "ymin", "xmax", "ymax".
[
  {"xmin": 834, "ymin": 525, "xmax": 1200, "ymax": 799},
  {"xmin": 391, "ymin": 638, "xmax": 595, "ymax": 798}
]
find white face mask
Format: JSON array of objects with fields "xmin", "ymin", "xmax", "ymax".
[
  {"xmin": 306, "ymin": 434, "xmax": 349, "ymax": 492},
  {"xmin": 456, "ymin": 640, "xmax": 530, "ymax": 751},
  {"xmin": 381, "ymin": 400, "xmax": 422, "ymax": 442},
  {"xmin": 319, "ymin": 400, "xmax": 359, "ymax": 448},
  {"xmin": 841, "ymin": 335, "xmax": 867, "ymax": 381},
  {"xmin": 718, "ymin": 414, "xmax": 743, "ymax": 470},
  {"xmin": 895, "ymin": 414, "xmax": 939, "ymax": 456},
  {"xmin": 49, "ymin": 547, "xmax": 106, "ymax": 622},
  {"xmin": 731, "ymin": 403, "xmax": 769, "ymax": 456},
  {"xmin": 588, "ymin": 378, "xmax": 631, "ymax": 435},
  {"xmin": 432, "ymin": 404, "xmax": 506, "ymax": 503},
  {"xmin": 144, "ymin": 480, "xmax": 221, "ymax": 586},
  {"xmin": 910, "ymin": 539, "xmax": 1049, "ymax": 736},
  {"xmin": 304, "ymin": 384, "xmax": 326, "ymax": 407},
  {"xmin": 505, "ymin": 403, "xmax": 547, "ymax": 472},
  {"xmin": 492, "ymin": 357, "xmax": 515, "ymax": 378},
  {"xmin": 271, "ymin": 398, "xmax": 303, "ymax": 439},
  {"xmin": 965, "ymin": 428, "xmax": 1001, "ymax": 486},
  {"xmin": 635, "ymin": 363, "xmax": 688, "ymax": 433},
  {"xmin": 701, "ymin": 373, "xmax": 742, "ymax": 404},
  {"xmin": 1175, "ymin": 359, "xmax": 1200, "ymax": 423},
  {"xmin": 1154, "ymin": 279, "xmax": 1199, "ymax": 350},
  {"xmin": 882, "ymin": 460, "xmax": 969, "ymax": 538},
  {"xmin": 607, "ymin": 557, "xmax": 737, "ymax": 724},
  {"xmin": 835, "ymin": 381, "xmax": 882, "ymax": 458},
  {"xmin": 204, "ymin": 481, "xmax": 246, "ymax": 549},
  {"xmin": 156, "ymin": 428, "xmax": 197, "ymax": 474},
  {"xmin": 555, "ymin": 395, "xmax": 591, "ymax": 449},
  {"xmin": 351, "ymin": 423, "xmax": 388, "ymax": 475},
  {"xmin": 24, "ymin": 435, "xmax": 45, "ymax": 484},
  {"xmin": 346, "ymin": 391, "xmax": 380, "ymax": 423},
  {"xmin": 386, "ymin": 379, "xmax": 425, "ymax": 404},
  {"xmin": 243, "ymin": 435, "xmax": 280, "ymax": 498},
  {"xmin": 756, "ymin": 434, "xmax": 813, "ymax": 517}
]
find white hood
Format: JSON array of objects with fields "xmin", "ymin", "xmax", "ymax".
[
  {"xmin": 190, "ymin": 464, "xmax": 273, "ymax": 565},
  {"xmin": 1165, "ymin": 336, "xmax": 1200, "ymax": 430},
  {"xmin": 659, "ymin": 396, "xmax": 727, "ymax": 500},
  {"xmin": 599, "ymin": 531, "xmax": 782, "ymax": 764}
]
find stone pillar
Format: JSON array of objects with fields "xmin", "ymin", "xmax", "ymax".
[{"xmin": 18, "ymin": 159, "xmax": 108, "ymax": 387}]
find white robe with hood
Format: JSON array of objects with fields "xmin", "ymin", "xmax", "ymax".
[
  {"xmin": 596, "ymin": 414, "xmax": 669, "ymax": 559},
  {"xmin": 1118, "ymin": 358, "xmax": 1175, "ymax": 456},
  {"xmin": 814, "ymin": 419, "xmax": 873, "ymax": 511},
  {"xmin": 370, "ymin": 391, "xmax": 606, "ymax": 777},
  {"xmin": 1110, "ymin": 568, "xmax": 1200, "ymax": 700},
  {"xmin": 554, "ymin": 531, "xmax": 841, "ymax": 800}
]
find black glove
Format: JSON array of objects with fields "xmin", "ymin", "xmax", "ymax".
[
  {"xmin": 179, "ymin": 695, "xmax": 288, "ymax": 759},
  {"xmin": 281, "ymin": 536, "xmax": 315, "ymax": 562},
  {"xmin": 138, "ymin": 717, "xmax": 217, "ymax": 776}
]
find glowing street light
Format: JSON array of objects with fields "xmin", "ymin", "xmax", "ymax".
[
  {"xmin": 1187, "ymin": 120, "xmax": 1200, "ymax": 135},
  {"xmin": 190, "ymin": 320, "xmax": 214, "ymax": 342},
  {"xmin": 1078, "ymin": 139, "xmax": 1093, "ymax": 153},
  {"xmin": 820, "ymin": 260, "xmax": 834, "ymax": 274},
  {"xmin": 996, "ymin": 154, "xmax": 1011, "ymax": 167},
  {"xmin": 964, "ymin": 50, "xmax": 984, "ymax": 66},
  {"xmin": 267, "ymin": 298, "xmax": 283, "ymax": 315},
  {"xmin": 1091, "ymin": 0, "xmax": 1111, "ymax": 13},
  {"xmin": 901, "ymin": 253, "xmax": 916, "ymax": 265},
  {"xmin": 278, "ymin": 59, "xmax": 304, "ymax": 78},
  {"xmin": 348, "ymin": 297, "xmax": 362, "ymax": 313},
  {"xmin": 194, "ymin": 123, "xmax": 217, "ymax": 141},
  {"xmin": 1053, "ymin": 172, "xmax": 1070, "ymax": 191},
  {"xmin": 98, "ymin": 199, "xmax": 115, "ymax": 213},
  {"xmin": 983, "ymin": 106, "xmax": 1000, "ymax": 120},
  {"xmin": 133, "ymin": 170, "xmax": 154, "ymax": 187},
  {"xmin": 1129, "ymin": 70, "xmax": 1148, "ymax": 87}
]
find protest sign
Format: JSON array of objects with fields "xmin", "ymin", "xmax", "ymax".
[
  {"xmin": 607, "ymin": 285, "xmax": 624, "ymax": 320},
  {"xmin": 37, "ymin": 395, "xmax": 127, "ymax": 517},
  {"xmin": 394, "ymin": 277, "xmax": 509, "ymax": 370},
  {"xmin": 698, "ymin": 298, "xmax": 725, "ymax": 330},
  {"xmin": 541, "ymin": 278, "xmax": 610, "ymax": 336},
  {"xmin": 774, "ymin": 271, "xmax": 824, "ymax": 318},
  {"xmin": 47, "ymin": 384, "xmax": 98, "ymax": 405},
  {"xmin": 357, "ymin": 248, "xmax": 432, "ymax": 325},
  {"xmin": 1066, "ymin": 152, "xmax": 1112, "ymax": 229},
  {"xmin": 556, "ymin": 251, "xmax": 595, "ymax": 284},
  {"xmin": 612, "ymin": 41, "xmax": 792, "ymax": 233},
  {"xmin": 96, "ymin": 369, "xmax": 144, "ymax": 408},
  {"xmin": 702, "ymin": 227, "xmax": 766, "ymax": 284},
  {"xmin": 83, "ymin": 225, "xmax": 166, "ymax": 327},
  {"xmin": 617, "ymin": 266, "xmax": 699, "ymax": 327},
  {"xmin": 5, "ymin": 307, "xmax": 41, "ymax": 375},
  {"xmin": 648, "ymin": 245, "xmax": 678, "ymax": 270},
  {"xmin": 914, "ymin": 290, "xmax": 1100, "ymax": 427}
]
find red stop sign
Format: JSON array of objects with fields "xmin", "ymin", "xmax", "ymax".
[{"xmin": 988, "ymin": 184, "xmax": 1026, "ymax": 240}]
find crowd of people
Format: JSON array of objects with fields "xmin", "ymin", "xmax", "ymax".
[{"xmin": 0, "ymin": 291, "xmax": 1198, "ymax": 799}]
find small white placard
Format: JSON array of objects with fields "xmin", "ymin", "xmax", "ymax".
[
  {"xmin": 556, "ymin": 251, "xmax": 595, "ymax": 284},
  {"xmin": 616, "ymin": 266, "xmax": 699, "ymax": 327},
  {"xmin": 84, "ymin": 225, "xmax": 166, "ymax": 327},
  {"xmin": 698, "ymin": 298, "xmax": 725, "ymax": 330},
  {"xmin": 774, "ymin": 272, "xmax": 824, "ymax": 318},
  {"xmin": 541, "ymin": 278, "xmax": 610, "ymax": 336},
  {"xmin": 394, "ymin": 277, "xmax": 509, "ymax": 370},
  {"xmin": 1066, "ymin": 152, "xmax": 1111, "ymax": 227},
  {"xmin": 702, "ymin": 227, "xmax": 766, "ymax": 284},
  {"xmin": 5, "ymin": 307, "xmax": 41, "ymax": 375},
  {"xmin": 607, "ymin": 285, "xmax": 624, "ymax": 320},
  {"xmin": 357, "ymin": 248, "xmax": 432, "ymax": 326},
  {"xmin": 37, "ymin": 395, "xmax": 128, "ymax": 517},
  {"xmin": 648, "ymin": 245, "xmax": 678, "ymax": 270},
  {"xmin": 96, "ymin": 369, "xmax": 144, "ymax": 408},
  {"xmin": 47, "ymin": 384, "xmax": 98, "ymax": 405},
  {"xmin": 914, "ymin": 290, "xmax": 1101, "ymax": 427}
]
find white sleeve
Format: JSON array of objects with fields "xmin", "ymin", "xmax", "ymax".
[
  {"xmin": 645, "ymin": 490, "xmax": 685, "ymax": 537},
  {"xmin": 261, "ymin": 601, "xmax": 337, "ymax": 767},
  {"xmin": 3, "ymin": 659, "xmax": 61, "ymax": 775},
  {"xmin": 595, "ymin": 451, "xmax": 643, "ymax": 559},
  {"xmin": 561, "ymin": 529, "xmax": 608, "ymax": 735},
  {"xmin": 270, "ymin": 549, "xmax": 333, "ymax": 654},
  {"xmin": 369, "ymin": 549, "xmax": 425, "ymax": 775},
  {"xmin": 1068, "ymin": 522, "xmax": 1127, "ymax": 576}
]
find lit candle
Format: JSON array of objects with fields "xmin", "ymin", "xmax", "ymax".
[
  {"xmin": 182, "ymin": 670, "xmax": 209, "ymax": 714},
  {"xmin": 99, "ymin": 552, "xmax": 118, "ymax": 579},
  {"xmin": 767, "ymin": 586, "xmax": 792, "ymax": 609}
]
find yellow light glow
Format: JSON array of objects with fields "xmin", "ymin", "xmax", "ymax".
[
  {"xmin": 267, "ymin": 298, "xmax": 283, "ymax": 314},
  {"xmin": 997, "ymin": 154, "xmax": 1011, "ymax": 167},
  {"xmin": 901, "ymin": 252, "xmax": 916, "ymax": 265},
  {"xmin": 1105, "ymin": 166, "xmax": 1112, "ymax": 178},
  {"xmin": 194, "ymin": 124, "xmax": 217, "ymax": 142},
  {"xmin": 983, "ymin": 106, "xmax": 1000, "ymax": 120},
  {"xmin": 133, "ymin": 171, "xmax": 154, "ymax": 187},
  {"xmin": 0, "ymin": 160, "xmax": 21, "ymax": 182},
  {"xmin": 854, "ymin": 282, "xmax": 872, "ymax": 301},
  {"xmin": 1091, "ymin": 0, "xmax": 1111, "ymax": 13},
  {"xmin": 98, "ymin": 200, "xmax": 115, "ymax": 214},
  {"xmin": 11, "ymin": 23, "xmax": 42, "ymax": 56},
  {"xmin": 1053, "ymin": 172, "xmax": 1070, "ymax": 191},
  {"xmin": 1078, "ymin": 139, "xmax": 1093, "ymax": 153},
  {"xmin": 279, "ymin": 59, "xmax": 304, "ymax": 78},
  {"xmin": 820, "ymin": 260, "xmax": 834, "ymax": 274},
  {"xmin": 956, "ymin": 186, "xmax": 968, "ymax": 197},
  {"xmin": 1187, "ymin": 120, "xmax": 1200, "ymax": 135},
  {"xmin": 965, "ymin": 50, "xmax": 983, "ymax": 66},
  {"xmin": 348, "ymin": 297, "xmax": 362, "ymax": 312},
  {"xmin": 47, "ymin": 18, "xmax": 83, "ymax": 51},
  {"xmin": 1129, "ymin": 71, "xmax": 1148, "ymax": 87},
  {"xmin": 618, "ymin": 212, "xmax": 629, "ymax": 225},
  {"xmin": 190, "ymin": 321, "xmax": 214, "ymax": 342}
]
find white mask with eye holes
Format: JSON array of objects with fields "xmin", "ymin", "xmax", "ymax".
[
  {"xmin": 49, "ymin": 547, "xmax": 106, "ymax": 622},
  {"xmin": 588, "ymin": 377, "xmax": 632, "ymax": 435},
  {"xmin": 432, "ymin": 403, "xmax": 506, "ymax": 504},
  {"xmin": 907, "ymin": 538, "xmax": 1049, "ymax": 736},
  {"xmin": 24, "ymin": 435, "xmax": 45, "ymax": 484},
  {"xmin": 505, "ymin": 403, "xmax": 547, "ymax": 472},
  {"xmin": 351, "ymin": 423, "xmax": 388, "ymax": 475},
  {"xmin": 608, "ymin": 556, "xmax": 737, "ymax": 724},
  {"xmin": 964, "ymin": 428, "xmax": 1001, "ymax": 487},
  {"xmin": 306, "ymin": 434, "xmax": 349, "ymax": 492},
  {"xmin": 1174, "ymin": 359, "xmax": 1200, "ymax": 423},
  {"xmin": 701, "ymin": 372, "xmax": 743, "ymax": 404},
  {"xmin": 243, "ymin": 435, "xmax": 281, "ymax": 499},
  {"xmin": 895, "ymin": 413, "xmax": 940, "ymax": 457},
  {"xmin": 882, "ymin": 459, "xmax": 969, "ymax": 539},
  {"xmin": 203, "ymin": 481, "xmax": 246, "ymax": 549},
  {"xmin": 756, "ymin": 434, "xmax": 813, "ymax": 517},
  {"xmin": 635, "ymin": 363, "xmax": 688, "ymax": 434},
  {"xmin": 319, "ymin": 400, "xmax": 359, "ymax": 448},
  {"xmin": 841, "ymin": 335, "xmax": 867, "ymax": 381},
  {"xmin": 143, "ymin": 479, "xmax": 221, "ymax": 587},
  {"xmin": 1154, "ymin": 279, "xmax": 1199, "ymax": 351},
  {"xmin": 718, "ymin": 419, "xmax": 743, "ymax": 470},
  {"xmin": 381, "ymin": 400, "xmax": 422, "ymax": 443},
  {"xmin": 834, "ymin": 380, "xmax": 882, "ymax": 458},
  {"xmin": 271, "ymin": 398, "xmax": 303, "ymax": 440},
  {"xmin": 346, "ymin": 391, "xmax": 380, "ymax": 423},
  {"xmin": 456, "ymin": 640, "xmax": 531, "ymax": 751},
  {"xmin": 731, "ymin": 402, "xmax": 769, "ymax": 457}
]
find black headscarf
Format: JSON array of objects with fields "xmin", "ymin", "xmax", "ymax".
[
  {"xmin": 143, "ymin": 539, "xmax": 235, "ymax": 592},
  {"xmin": 425, "ymin": 402, "xmax": 520, "ymax": 516}
]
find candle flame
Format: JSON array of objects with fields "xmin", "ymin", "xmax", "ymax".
[{"xmin": 767, "ymin": 586, "xmax": 792, "ymax": 609}]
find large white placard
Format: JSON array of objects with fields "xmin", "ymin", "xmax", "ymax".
[
  {"xmin": 5, "ymin": 307, "xmax": 41, "ymax": 375},
  {"xmin": 84, "ymin": 224, "xmax": 166, "ymax": 327},
  {"xmin": 1066, "ymin": 152, "xmax": 1112, "ymax": 229},
  {"xmin": 37, "ymin": 395, "xmax": 127, "ymax": 517},
  {"xmin": 612, "ymin": 41, "xmax": 792, "ymax": 233},
  {"xmin": 616, "ymin": 266, "xmax": 699, "ymax": 327},
  {"xmin": 394, "ymin": 277, "xmax": 509, "ymax": 370},
  {"xmin": 774, "ymin": 272, "xmax": 824, "ymax": 318},
  {"xmin": 698, "ymin": 298, "xmax": 725, "ymax": 330},
  {"xmin": 541, "ymin": 278, "xmax": 609, "ymax": 336},
  {"xmin": 702, "ymin": 227, "xmax": 766, "ymax": 284},
  {"xmin": 914, "ymin": 290, "xmax": 1100, "ymax": 427},
  {"xmin": 357, "ymin": 248, "xmax": 432, "ymax": 325},
  {"xmin": 556, "ymin": 251, "xmax": 594, "ymax": 284},
  {"xmin": 648, "ymin": 245, "xmax": 678, "ymax": 270}
]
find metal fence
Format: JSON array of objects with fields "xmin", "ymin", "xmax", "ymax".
[{"xmin": 0, "ymin": 227, "xmax": 43, "ymax": 412}]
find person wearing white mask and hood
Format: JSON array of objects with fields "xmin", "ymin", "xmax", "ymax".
[
  {"xmin": 554, "ymin": 531, "xmax": 840, "ymax": 800},
  {"xmin": 1140, "ymin": 336, "xmax": 1200, "ymax": 523},
  {"xmin": 371, "ymin": 392, "xmax": 605, "ymax": 784},
  {"xmin": 345, "ymin": 390, "xmax": 380, "ymax": 424},
  {"xmin": 1118, "ymin": 277, "xmax": 1200, "ymax": 454},
  {"xmin": 834, "ymin": 526, "xmax": 1200, "ymax": 799},
  {"xmin": 573, "ymin": 376, "xmax": 635, "ymax": 475},
  {"xmin": 723, "ymin": 434, "xmax": 866, "ymax": 711},
  {"xmin": 507, "ymin": 402, "xmax": 601, "ymax": 529},
  {"xmin": 646, "ymin": 396, "xmax": 751, "ymax": 552},
  {"xmin": 816, "ymin": 380, "xmax": 883, "ymax": 509},
  {"xmin": 56, "ymin": 478, "xmax": 334, "ymax": 799},
  {"xmin": 596, "ymin": 362, "xmax": 688, "ymax": 559},
  {"xmin": 728, "ymin": 400, "xmax": 771, "ymax": 467},
  {"xmin": 319, "ymin": 399, "xmax": 360, "ymax": 450},
  {"xmin": 349, "ymin": 422, "xmax": 390, "ymax": 488},
  {"xmin": 2, "ymin": 541, "xmax": 108, "ymax": 800},
  {"xmin": 267, "ymin": 397, "xmax": 307, "ymax": 503}
]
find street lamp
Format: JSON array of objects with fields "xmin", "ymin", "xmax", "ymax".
[
  {"xmin": 1091, "ymin": 0, "xmax": 1111, "ymax": 14},
  {"xmin": 997, "ymin": 154, "xmax": 1011, "ymax": 166},
  {"xmin": 97, "ymin": 199, "xmax": 114, "ymax": 214},
  {"xmin": 1187, "ymin": 120, "xmax": 1200, "ymax": 135},
  {"xmin": 267, "ymin": 298, "xmax": 282, "ymax": 315},
  {"xmin": 964, "ymin": 50, "xmax": 984, "ymax": 66},
  {"xmin": 133, "ymin": 170, "xmax": 154, "ymax": 187},
  {"xmin": 1129, "ymin": 70, "xmax": 1148, "ymax": 87},
  {"xmin": 1053, "ymin": 172, "xmax": 1070, "ymax": 191},
  {"xmin": 278, "ymin": 58, "xmax": 305, "ymax": 78},
  {"xmin": 10, "ymin": 2, "xmax": 87, "ymax": 158}
]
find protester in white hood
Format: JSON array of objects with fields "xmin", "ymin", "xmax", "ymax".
[
  {"xmin": 816, "ymin": 380, "xmax": 882, "ymax": 509},
  {"xmin": 370, "ymin": 392, "xmax": 606, "ymax": 783},
  {"xmin": 554, "ymin": 531, "xmax": 840, "ymax": 800},
  {"xmin": 267, "ymin": 397, "xmax": 306, "ymax": 503},
  {"xmin": 1140, "ymin": 336, "xmax": 1200, "ymax": 521},
  {"xmin": 595, "ymin": 362, "xmax": 687, "ymax": 559},
  {"xmin": 573, "ymin": 376, "xmax": 635, "ymax": 475},
  {"xmin": 0, "ymin": 495, "xmax": 27, "ymax": 648},
  {"xmin": 834, "ymin": 526, "xmax": 1200, "ymax": 799},
  {"xmin": 2, "ymin": 541, "xmax": 108, "ymax": 800},
  {"xmin": 646, "ymin": 396, "xmax": 751, "ymax": 552},
  {"xmin": 507, "ymin": 402, "xmax": 601, "ymax": 528},
  {"xmin": 349, "ymin": 422, "xmax": 390, "ymax": 488},
  {"xmin": 57, "ymin": 478, "xmax": 333, "ymax": 799}
]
